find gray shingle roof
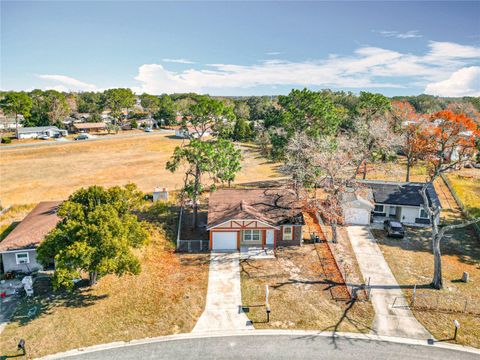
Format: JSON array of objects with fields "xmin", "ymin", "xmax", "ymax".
[{"xmin": 359, "ymin": 181, "xmax": 441, "ymax": 208}]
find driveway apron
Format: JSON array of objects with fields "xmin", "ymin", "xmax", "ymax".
[
  {"xmin": 347, "ymin": 226, "xmax": 432, "ymax": 339},
  {"xmin": 193, "ymin": 252, "xmax": 253, "ymax": 333}
]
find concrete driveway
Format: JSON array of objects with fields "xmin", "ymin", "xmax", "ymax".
[
  {"xmin": 346, "ymin": 226, "xmax": 431, "ymax": 340},
  {"xmin": 193, "ymin": 252, "xmax": 253, "ymax": 332}
]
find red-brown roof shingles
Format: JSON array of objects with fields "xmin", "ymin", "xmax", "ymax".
[{"xmin": 207, "ymin": 188, "xmax": 304, "ymax": 229}]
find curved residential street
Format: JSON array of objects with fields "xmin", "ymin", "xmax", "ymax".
[{"xmin": 42, "ymin": 334, "xmax": 480, "ymax": 360}]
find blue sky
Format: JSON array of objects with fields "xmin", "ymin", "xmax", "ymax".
[{"xmin": 1, "ymin": 1, "xmax": 479, "ymax": 96}]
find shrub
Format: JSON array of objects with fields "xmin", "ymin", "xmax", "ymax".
[{"xmin": 1, "ymin": 137, "xmax": 12, "ymax": 144}]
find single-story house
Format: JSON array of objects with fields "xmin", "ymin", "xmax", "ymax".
[
  {"xmin": 358, "ymin": 180, "xmax": 441, "ymax": 226},
  {"xmin": 206, "ymin": 188, "xmax": 304, "ymax": 251},
  {"xmin": 17, "ymin": 126, "xmax": 68, "ymax": 139},
  {"xmin": 0, "ymin": 201, "xmax": 61, "ymax": 273},
  {"xmin": 72, "ymin": 122, "xmax": 107, "ymax": 133}
]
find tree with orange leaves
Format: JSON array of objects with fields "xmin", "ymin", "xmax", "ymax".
[
  {"xmin": 391, "ymin": 100, "xmax": 434, "ymax": 181},
  {"xmin": 418, "ymin": 110, "xmax": 479, "ymax": 289},
  {"xmin": 390, "ymin": 100, "xmax": 418, "ymax": 132}
]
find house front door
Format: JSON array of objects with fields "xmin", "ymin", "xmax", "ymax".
[{"xmin": 266, "ymin": 230, "xmax": 274, "ymax": 245}]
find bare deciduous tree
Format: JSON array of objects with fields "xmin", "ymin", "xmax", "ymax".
[{"xmin": 418, "ymin": 110, "xmax": 479, "ymax": 289}]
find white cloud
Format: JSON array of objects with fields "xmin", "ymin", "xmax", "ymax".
[
  {"xmin": 425, "ymin": 66, "xmax": 480, "ymax": 97},
  {"xmin": 132, "ymin": 41, "xmax": 480, "ymax": 95},
  {"xmin": 266, "ymin": 51, "xmax": 282, "ymax": 56},
  {"xmin": 427, "ymin": 41, "xmax": 480, "ymax": 59},
  {"xmin": 37, "ymin": 74, "xmax": 98, "ymax": 91},
  {"xmin": 374, "ymin": 30, "xmax": 422, "ymax": 39},
  {"xmin": 31, "ymin": 41, "xmax": 480, "ymax": 97},
  {"xmin": 161, "ymin": 58, "xmax": 195, "ymax": 64}
]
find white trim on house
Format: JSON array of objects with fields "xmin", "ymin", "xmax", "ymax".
[
  {"xmin": 207, "ymin": 218, "xmax": 279, "ymax": 231},
  {"xmin": 15, "ymin": 252, "xmax": 30, "ymax": 264},
  {"xmin": 243, "ymin": 229, "xmax": 261, "ymax": 242},
  {"xmin": 0, "ymin": 248, "xmax": 36, "ymax": 254},
  {"xmin": 282, "ymin": 225, "xmax": 293, "ymax": 240},
  {"xmin": 418, "ymin": 207, "xmax": 429, "ymax": 219}
]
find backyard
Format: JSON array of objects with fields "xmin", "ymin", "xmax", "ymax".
[
  {"xmin": 446, "ymin": 169, "xmax": 480, "ymax": 218},
  {"xmin": 0, "ymin": 203, "xmax": 210, "ymax": 359},
  {"xmin": 0, "ymin": 133, "xmax": 283, "ymax": 205},
  {"xmin": 240, "ymin": 244, "xmax": 375, "ymax": 333}
]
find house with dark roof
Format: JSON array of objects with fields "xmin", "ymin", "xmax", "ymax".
[
  {"xmin": 206, "ymin": 188, "xmax": 304, "ymax": 251},
  {"xmin": 0, "ymin": 201, "xmax": 61, "ymax": 273},
  {"xmin": 357, "ymin": 180, "xmax": 441, "ymax": 226}
]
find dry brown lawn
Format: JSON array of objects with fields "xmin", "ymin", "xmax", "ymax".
[
  {"xmin": 240, "ymin": 245, "xmax": 374, "ymax": 332},
  {"xmin": 0, "ymin": 227, "xmax": 210, "ymax": 359},
  {"xmin": 0, "ymin": 133, "xmax": 282, "ymax": 205},
  {"xmin": 446, "ymin": 170, "xmax": 480, "ymax": 218},
  {"xmin": 373, "ymin": 226, "xmax": 480, "ymax": 348}
]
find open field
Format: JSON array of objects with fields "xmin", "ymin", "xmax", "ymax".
[
  {"xmin": 240, "ymin": 245, "xmax": 374, "ymax": 332},
  {"xmin": 0, "ymin": 133, "xmax": 283, "ymax": 205},
  {"xmin": 373, "ymin": 225, "xmax": 480, "ymax": 348},
  {"xmin": 0, "ymin": 211, "xmax": 210, "ymax": 359}
]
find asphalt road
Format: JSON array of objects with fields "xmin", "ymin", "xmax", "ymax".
[
  {"xmin": 60, "ymin": 335, "xmax": 479, "ymax": 360},
  {"xmin": 0, "ymin": 129, "xmax": 176, "ymax": 150}
]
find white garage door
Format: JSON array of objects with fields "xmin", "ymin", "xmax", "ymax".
[
  {"xmin": 212, "ymin": 232, "xmax": 238, "ymax": 250},
  {"xmin": 344, "ymin": 208, "xmax": 370, "ymax": 225}
]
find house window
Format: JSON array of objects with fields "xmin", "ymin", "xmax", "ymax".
[
  {"xmin": 15, "ymin": 252, "xmax": 30, "ymax": 265},
  {"xmin": 389, "ymin": 206, "xmax": 396, "ymax": 216},
  {"xmin": 283, "ymin": 225, "xmax": 293, "ymax": 240},
  {"xmin": 243, "ymin": 229, "xmax": 261, "ymax": 242},
  {"xmin": 374, "ymin": 204, "xmax": 384, "ymax": 213},
  {"xmin": 419, "ymin": 207, "xmax": 429, "ymax": 219}
]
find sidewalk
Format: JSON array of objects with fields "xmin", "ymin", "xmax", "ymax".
[{"xmin": 346, "ymin": 225, "xmax": 432, "ymax": 339}]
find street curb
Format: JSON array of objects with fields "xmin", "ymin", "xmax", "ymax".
[{"xmin": 38, "ymin": 329, "xmax": 480, "ymax": 359}]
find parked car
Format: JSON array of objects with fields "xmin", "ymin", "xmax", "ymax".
[
  {"xmin": 74, "ymin": 134, "xmax": 89, "ymax": 141},
  {"xmin": 383, "ymin": 220, "xmax": 405, "ymax": 238},
  {"xmin": 144, "ymin": 127, "xmax": 153, "ymax": 132},
  {"xmin": 38, "ymin": 134, "xmax": 50, "ymax": 140}
]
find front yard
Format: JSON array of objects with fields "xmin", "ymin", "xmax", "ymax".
[
  {"xmin": 373, "ymin": 226, "xmax": 480, "ymax": 348},
  {"xmin": 0, "ymin": 215, "xmax": 210, "ymax": 359},
  {"xmin": 240, "ymin": 245, "xmax": 374, "ymax": 333}
]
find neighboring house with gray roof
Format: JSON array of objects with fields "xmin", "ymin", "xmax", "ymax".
[
  {"xmin": 358, "ymin": 180, "xmax": 441, "ymax": 226},
  {"xmin": 0, "ymin": 201, "xmax": 61, "ymax": 273}
]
